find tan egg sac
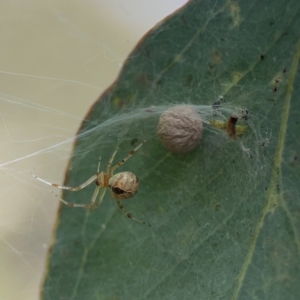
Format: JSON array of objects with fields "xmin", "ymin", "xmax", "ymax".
[
  {"xmin": 109, "ymin": 171, "xmax": 139, "ymax": 200},
  {"xmin": 157, "ymin": 105, "xmax": 203, "ymax": 153}
]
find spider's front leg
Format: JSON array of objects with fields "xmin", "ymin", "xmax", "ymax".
[{"xmin": 31, "ymin": 173, "xmax": 97, "ymax": 191}]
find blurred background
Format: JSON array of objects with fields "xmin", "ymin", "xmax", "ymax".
[{"xmin": 0, "ymin": 1, "xmax": 187, "ymax": 299}]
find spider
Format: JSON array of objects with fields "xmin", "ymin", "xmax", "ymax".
[{"xmin": 32, "ymin": 140, "xmax": 150, "ymax": 226}]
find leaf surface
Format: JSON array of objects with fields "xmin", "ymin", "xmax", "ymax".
[{"xmin": 43, "ymin": 1, "xmax": 300, "ymax": 299}]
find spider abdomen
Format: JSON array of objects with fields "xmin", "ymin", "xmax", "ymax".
[{"xmin": 109, "ymin": 171, "xmax": 139, "ymax": 200}]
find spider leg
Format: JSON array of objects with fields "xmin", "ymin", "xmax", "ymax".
[
  {"xmin": 52, "ymin": 185, "xmax": 103, "ymax": 208},
  {"xmin": 97, "ymin": 156, "xmax": 101, "ymax": 173},
  {"xmin": 94, "ymin": 187, "xmax": 107, "ymax": 208},
  {"xmin": 110, "ymin": 139, "xmax": 146, "ymax": 175},
  {"xmin": 116, "ymin": 199, "xmax": 151, "ymax": 226},
  {"xmin": 88, "ymin": 185, "xmax": 102, "ymax": 209},
  {"xmin": 31, "ymin": 173, "xmax": 97, "ymax": 191},
  {"xmin": 106, "ymin": 146, "xmax": 119, "ymax": 174}
]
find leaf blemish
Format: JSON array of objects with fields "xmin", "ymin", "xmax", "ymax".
[
  {"xmin": 228, "ymin": 1, "xmax": 243, "ymax": 27},
  {"xmin": 212, "ymin": 50, "xmax": 222, "ymax": 64},
  {"xmin": 289, "ymin": 153, "xmax": 298, "ymax": 166},
  {"xmin": 185, "ymin": 74, "xmax": 193, "ymax": 87},
  {"xmin": 138, "ymin": 73, "xmax": 149, "ymax": 85},
  {"xmin": 215, "ymin": 204, "xmax": 221, "ymax": 211}
]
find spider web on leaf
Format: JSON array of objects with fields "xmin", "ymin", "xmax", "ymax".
[{"xmin": 42, "ymin": 1, "xmax": 300, "ymax": 300}]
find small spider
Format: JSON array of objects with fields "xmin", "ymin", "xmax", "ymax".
[{"xmin": 32, "ymin": 140, "xmax": 150, "ymax": 226}]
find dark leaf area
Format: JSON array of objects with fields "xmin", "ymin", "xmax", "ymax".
[{"xmin": 43, "ymin": 0, "xmax": 300, "ymax": 299}]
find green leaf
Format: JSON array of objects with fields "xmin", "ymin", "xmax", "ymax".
[{"xmin": 43, "ymin": 0, "xmax": 300, "ymax": 299}]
